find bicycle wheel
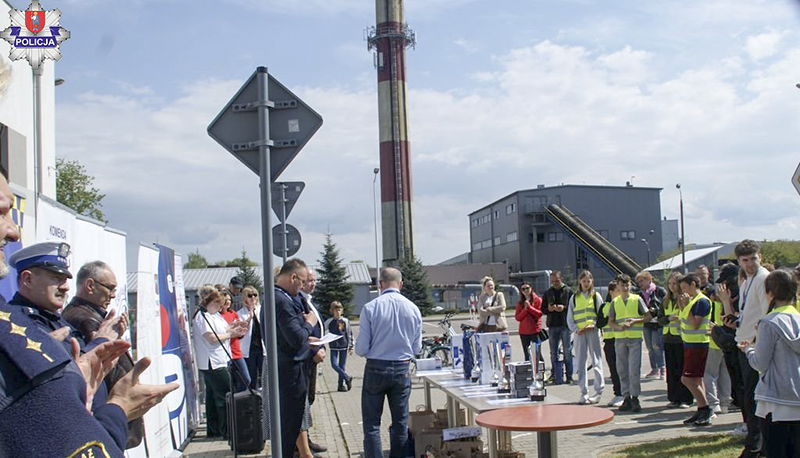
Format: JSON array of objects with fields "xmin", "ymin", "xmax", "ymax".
[{"xmin": 431, "ymin": 347, "xmax": 451, "ymax": 368}]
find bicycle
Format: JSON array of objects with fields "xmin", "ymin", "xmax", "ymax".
[{"xmin": 412, "ymin": 312, "xmax": 458, "ymax": 372}]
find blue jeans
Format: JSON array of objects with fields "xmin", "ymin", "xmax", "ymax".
[
  {"xmin": 548, "ymin": 326, "xmax": 573, "ymax": 380},
  {"xmin": 643, "ymin": 326, "xmax": 665, "ymax": 370},
  {"xmin": 330, "ymin": 348, "xmax": 350, "ymax": 388},
  {"xmin": 362, "ymin": 359, "xmax": 411, "ymax": 458},
  {"xmin": 229, "ymin": 358, "xmax": 251, "ymax": 393}
]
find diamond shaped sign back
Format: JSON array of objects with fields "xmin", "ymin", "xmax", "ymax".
[{"xmin": 207, "ymin": 67, "xmax": 323, "ymax": 180}]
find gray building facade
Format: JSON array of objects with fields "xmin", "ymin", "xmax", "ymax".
[{"xmin": 469, "ymin": 184, "xmax": 663, "ymax": 288}]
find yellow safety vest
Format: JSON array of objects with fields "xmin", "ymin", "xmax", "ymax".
[
  {"xmin": 662, "ymin": 299, "xmax": 681, "ymax": 337},
  {"xmin": 795, "ymin": 299, "xmax": 800, "ymax": 313},
  {"xmin": 709, "ymin": 301, "xmax": 724, "ymax": 350},
  {"xmin": 680, "ymin": 293, "xmax": 711, "ymax": 344},
  {"xmin": 769, "ymin": 305, "xmax": 800, "ymax": 316},
  {"xmin": 601, "ymin": 301, "xmax": 615, "ymax": 340},
  {"xmin": 573, "ymin": 293, "xmax": 597, "ymax": 330},
  {"xmin": 613, "ymin": 294, "xmax": 644, "ymax": 339}
]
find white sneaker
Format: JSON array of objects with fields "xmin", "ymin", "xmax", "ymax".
[
  {"xmin": 712, "ymin": 405, "xmax": 722, "ymax": 414},
  {"xmin": 720, "ymin": 405, "xmax": 729, "ymax": 414},
  {"xmin": 730, "ymin": 424, "xmax": 748, "ymax": 436},
  {"xmin": 588, "ymin": 393, "xmax": 602, "ymax": 404},
  {"xmin": 578, "ymin": 394, "xmax": 589, "ymax": 405},
  {"xmin": 608, "ymin": 395, "xmax": 625, "ymax": 407}
]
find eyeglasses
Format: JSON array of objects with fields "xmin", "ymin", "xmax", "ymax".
[
  {"xmin": 247, "ymin": 293, "xmax": 258, "ymax": 298},
  {"xmin": 521, "ymin": 286, "xmax": 531, "ymax": 291},
  {"xmin": 93, "ymin": 279, "xmax": 117, "ymax": 293}
]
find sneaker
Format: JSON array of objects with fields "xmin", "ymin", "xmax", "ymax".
[
  {"xmin": 666, "ymin": 401, "xmax": 680, "ymax": 409},
  {"xmin": 578, "ymin": 395, "xmax": 589, "ymax": 405},
  {"xmin": 683, "ymin": 411, "xmax": 702, "ymax": 425},
  {"xmin": 729, "ymin": 424, "xmax": 748, "ymax": 436},
  {"xmin": 345, "ymin": 375, "xmax": 353, "ymax": 391},
  {"xmin": 588, "ymin": 393, "xmax": 602, "ymax": 404},
  {"xmin": 720, "ymin": 405, "xmax": 729, "ymax": 414},
  {"xmin": 618, "ymin": 396, "xmax": 633, "ymax": 411},
  {"xmin": 608, "ymin": 395, "xmax": 625, "ymax": 407},
  {"xmin": 644, "ymin": 369, "xmax": 659, "ymax": 379},
  {"xmin": 694, "ymin": 408, "xmax": 716, "ymax": 426},
  {"xmin": 338, "ymin": 386, "xmax": 348, "ymax": 392},
  {"xmin": 567, "ymin": 377, "xmax": 576, "ymax": 385},
  {"xmin": 712, "ymin": 405, "xmax": 722, "ymax": 414},
  {"xmin": 677, "ymin": 402, "xmax": 693, "ymax": 409},
  {"xmin": 631, "ymin": 397, "xmax": 641, "ymax": 412},
  {"xmin": 659, "ymin": 368, "xmax": 666, "ymax": 380},
  {"xmin": 545, "ymin": 375, "xmax": 555, "ymax": 385},
  {"xmin": 308, "ymin": 440, "xmax": 328, "ymax": 453}
]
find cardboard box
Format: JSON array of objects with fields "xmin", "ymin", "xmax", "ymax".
[
  {"xmin": 443, "ymin": 426, "xmax": 481, "ymax": 442},
  {"xmin": 451, "ymin": 334, "xmax": 464, "ymax": 369},
  {"xmin": 441, "ymin": 438, "xmax": 483, "ymax": 458},
  {"xmin": 417, "ymin": 357, "xmax": 443, "ymax": 371},
  {"xmin": 410, "ymin": 409, "xmax": 436, "ymax": 436},
  {"xmin": 414, "ymin": 429, "xmax": 442, "ymax": 458}
]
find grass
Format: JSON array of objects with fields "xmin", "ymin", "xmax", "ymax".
[{"xmin": 600, "ymin": 434, "xmax": 742, "ymax": 458}]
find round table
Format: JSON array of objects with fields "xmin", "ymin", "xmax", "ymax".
[{"xmin": 475, "ymin": 405, "xmax": 614, "ymax": 458}]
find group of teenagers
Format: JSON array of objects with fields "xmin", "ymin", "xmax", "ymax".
[{"xmin": 475, "ymin": 239, "xmax": 800, "ymax": 458}]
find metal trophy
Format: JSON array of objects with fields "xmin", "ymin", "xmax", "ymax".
[
  {"xmin": 470, "ymin": 334, "xmax": 481, "ymax": 383},
  {"xmin": 490, "ymin": 340, "xmax": 500, "ymax": 387},
  {"xmin": 497, "ymin": 341, "xmax": 510, "ymax": 393},
  {"xmin": 529, "ymin": 341, "xmax": 547, "ymax": 401}
]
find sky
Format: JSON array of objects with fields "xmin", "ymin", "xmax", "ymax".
[{"xmin": 20, "ymin": 0, "xmax": 800, "ymax": 270}]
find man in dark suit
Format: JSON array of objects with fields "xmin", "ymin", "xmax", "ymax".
[{"xmin": 268, "ymin": 258, "xmax": 318, "ymax": 458}]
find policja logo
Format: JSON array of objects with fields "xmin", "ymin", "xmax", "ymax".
[{"xmin": 0, "ymin": 0, "xmax": 70, "ymax": 70}]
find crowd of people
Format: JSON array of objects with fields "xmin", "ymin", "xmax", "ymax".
[{"xmin": 507, "ymin": 240, "xmax": 800, "ymax": 458}]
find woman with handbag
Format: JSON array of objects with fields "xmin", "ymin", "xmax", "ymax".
[
  {"xmin": 477, "ymin": 276, "xmax": 507, "ymax": 332},
  {"xmin": 515, "ymin": 282, "xmax": 544, "ymax": 362}
]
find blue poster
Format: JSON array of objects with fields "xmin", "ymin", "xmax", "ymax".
[{"xmin": 156, "ymin": 244, "xmax": 196, "ymax": 447}]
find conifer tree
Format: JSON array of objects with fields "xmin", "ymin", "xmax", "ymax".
[
  {"xmin": 315, "ymin": 233, "xmax": 354, "ymax": 318},
  {"xmin": 235, "ymin": 249, "xmax": 263, "ymax": 295},
  {"xmin": 398, "ymin": 248, "xmax": 435, "ymax": 315}
]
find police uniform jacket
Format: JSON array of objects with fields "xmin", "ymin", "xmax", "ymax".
[{"xmin": 0, "ymin": 295, "xmax": 127, "ymax": 457}]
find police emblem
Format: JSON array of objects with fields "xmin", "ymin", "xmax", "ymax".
[{"xmin": 0, "ymin": 1, "xmax": 70, "ymax": 71}]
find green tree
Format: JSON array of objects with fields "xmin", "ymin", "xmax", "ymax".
[
  {"xmin": 235, "ymin": 249, "xmax": 263, "ymax": 294},
  {"xmin": 315, "ymin": 233, "xmax": 354, "ymax": 318},
  {"xmin": 760, "ymin": 240, "xmax": 800, "ymax": 268},
  {"xmin": 398, "ymin": 248, "xmax": 435, "ymax": 316},
  {"xmin": 184, "ymin": 250, "xmax": 209, "ymax": 269},
  {"xmin": 55, "ymin": 157, "xmax": 107, "ymax": 222}
]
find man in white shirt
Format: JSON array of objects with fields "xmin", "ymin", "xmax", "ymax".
[{"xmin": 732, "ymin": 240, "xmax": 769, "ymax": 458}]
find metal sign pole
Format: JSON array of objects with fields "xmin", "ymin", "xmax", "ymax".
[
  {"xmin": 280, "ymin": 184, "xmax": 288, "ymax": 264},
  {"xmin": 256, "ymin": 67, "xmax": 283, "ymax": 457}
]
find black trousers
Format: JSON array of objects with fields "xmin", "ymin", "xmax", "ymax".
[
  {"xmin": 664, "ymin": 341, "xmax": 693, "ymax": 404},
  {"xmin": 245, "ymin": 351, "xmax": 264, "ymax": 390},
  {"xmin": 520, "ymin": 334, "xmax": 544, "ymax": 363},
  {"xmin": 738, "ymin": 351, "xmax": 763, "ymax": 453},
  {"xmin": 201, "ymin": 367, "xmax": 231, "ymax": 438},
  {"xmin": 603, "ymin": 339, "xmax": 621, "ymax": 396},
  {"xmin": 279, "ymin": 361, "xmax": 308, "ymax": 458},
  {"xmin": 722, "ymin": 346, "xmax": 742, "ymax": 412},
  {"xmin": 762, "ymin": 413, "xmax": 800, "ymax": 458}
]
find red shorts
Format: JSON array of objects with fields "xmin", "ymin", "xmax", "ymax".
[{"xmin": 682, "ymin": 345, "xmax": 709, "ymax": 378}]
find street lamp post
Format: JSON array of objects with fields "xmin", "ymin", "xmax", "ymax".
[
  {"xmin": 640, "ymin": 238, "xmax": 651, "ymax": 266},
  {"xmin": 676, "ymin": 183, "xmax": 687, "ymax": 273},
  {"xmin": 372, "ymin": 168, "xmax": 381, "ymax": 292}
]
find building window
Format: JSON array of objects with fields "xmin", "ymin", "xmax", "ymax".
[
  {"xmin": 480, "ymin": 215, "xmax": 490, "ymax": 225},
  {"xmin": 493, "ymin": 210, "xmax": 500, "ymax": 220},
  {"xmin": 472, "ymin": 242, "xmax": 481, "ymax": 251},
  {"xmin": 548, "ymin": 232, "xmax": 564, "ymax": 242},
  {"xmin": 494, "ymin": 236, "xmax": 501, "ymax": 246},
  {"xmin": 537, "ymin": 233, "xmax": 545, "ymax": 243},
  {"xmin": 620, "ymin": 230, "xmax": 636, "ymax": 240},
  {"xmin": 481, "ymin": 239, "xmax": 492, "ymax": 249},
  {"xmin": 506, "ymin": 203, "xmax": 517, "ymax": 215},
  {"xmin": 599, "ymin": 230, "xmax": 609, "ymax": 239},
  {"xmin": 472, "ymin": 219, "xmax": 479, "ymax": 228},
  {"xmin": 507, "ymin": 231, "xmax": 518, "ymax": 242}
]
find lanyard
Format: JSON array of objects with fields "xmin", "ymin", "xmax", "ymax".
[{"xmin": 740, "ymin": 276, "xmax": 755, "ymax": 311}]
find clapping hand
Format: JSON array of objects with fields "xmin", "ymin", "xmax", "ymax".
[
  {"xmin": 108, "ymin": 357, "xmax": 179, "ymax": 420},
  {"xmin": 93, "ymin": 309, "xmax": 125, "ymax": 341},
  {"xmin": 73, "ymin": 338, "xmax": 131, "ymax": 411}
]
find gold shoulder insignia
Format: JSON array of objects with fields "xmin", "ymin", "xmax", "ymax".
[
  {"xmin": 66, "ymin": 441, "xmax": 111, "ymax": 458},
  {"xmin": 0, "ymin": 310, "xmax": 10, "ymax": 321}
]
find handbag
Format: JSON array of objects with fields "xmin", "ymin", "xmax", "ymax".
[
  {"xmin": 476, "ymin": 294, "xmax": 499, "ymax": 333},
  {"xmin": 538, "ymin": 328, "xmax": 549, "ymax": 342},
  {"xmin": 711, "ymin": 324, "xmax": 737, "ymax": 352}
]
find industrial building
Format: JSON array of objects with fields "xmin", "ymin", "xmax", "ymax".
[{"xmin": 469, "ymin": 184, "xmax": 664, "ymax": 290}]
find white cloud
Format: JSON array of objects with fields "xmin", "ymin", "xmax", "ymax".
[
  {"xmin": 744, "ymin": 30, "xmax": 784, "ymax": 61},
  {"xmin": 55, "ymin": 9, "xmax": 800, "ymax": 269}
]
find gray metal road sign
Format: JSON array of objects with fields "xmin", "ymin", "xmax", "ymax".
[
  {"xmin": 272, "ymin": 223, "xmax": 301, "ymax": 258},
  {"xmin": 271, "ymin": 181, "xmax": 305, "ymax": 223},
  {"xmin": 207, "ymin": 70, "xmax": 323, "ymax": 181}
]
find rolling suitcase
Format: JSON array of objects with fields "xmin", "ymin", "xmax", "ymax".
[{"xmin": 226, "ymin": 389, "xmax": 265, "ymax": 454}]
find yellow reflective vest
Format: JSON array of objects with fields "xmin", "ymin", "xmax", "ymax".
[
  {"xmin": 680, "ymin": 293, "xmax": 711, "ymax": 344},
  {"xmin": 709, "ymin": 301, "xmax": 724, "ymax": 350},
  {"xmin": 612, "ymin": 294, "xmax": 644, "ymax": 339},
  {"xmin": 601, "ymin": 301, "xmax": 615, "ymax": 340},
  {"xmin": 573, "ymin": 293, "xmax": 598, "ymax": 330},
  {"xmin": 662, "ymin": 299, "xmax": 681, "ymax": 337}
]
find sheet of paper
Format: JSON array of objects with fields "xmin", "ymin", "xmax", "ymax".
[{"xmin": 310, "ymin": 333, "xmax": 343, "ymax": 346}]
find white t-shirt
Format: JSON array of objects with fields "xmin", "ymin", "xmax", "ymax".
[
  {"xmin": 485, "ymin": 295, "xmax": 496, "ymax": 325},
  {"xmin": 193, "ymin": 311, "xmax": 231, "ymax": 370}
]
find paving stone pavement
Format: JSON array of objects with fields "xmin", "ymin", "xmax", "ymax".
[{"xmin": 184, "ymin": 319, "xmax": 745, "ymax": 457}]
